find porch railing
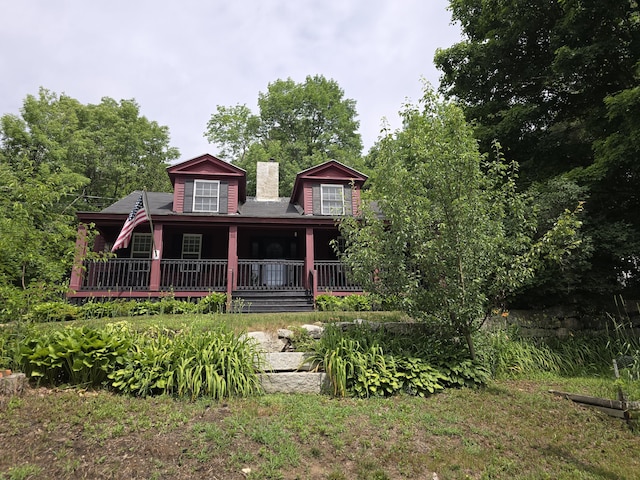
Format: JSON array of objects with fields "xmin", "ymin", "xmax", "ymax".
[
  {"xmin": 80, "ymin": 259, "xmax": 360, "ymax": 293},
  {"xmin": 82, "ymin": 259, "xmax": 151, "ymax": 291},
  {"xmin": 315, "ymin": 260, "xmax": 361, "ymax": 291},
  {"xmin": 160, "ymin": 259, "xmax": 227, "ymax": 291},
  {"xmin": 237, "ymin": 260, "xmax": 305, "ymax": 290}
]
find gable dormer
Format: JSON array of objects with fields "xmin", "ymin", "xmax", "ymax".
[
  {"xmin": 167, "ymin": 154, "xmax": 246, "ymax": 214},
  {"xmin": 290, "ymin": 160, "xmax": 367, "ymax": 216}
]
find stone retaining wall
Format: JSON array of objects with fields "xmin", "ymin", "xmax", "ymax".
[{"xmin": 485, "ymin": 302, "xmax": 640, "ymax": 338}]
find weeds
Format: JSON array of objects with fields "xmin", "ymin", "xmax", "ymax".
[{"xmin": 0, "ymin": 464, "xmax": 43, "ymax": 480}]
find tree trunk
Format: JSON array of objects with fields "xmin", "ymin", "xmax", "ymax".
[{"xmin": 463, "ymin": 330, "xmax": 476, "ymax": 361}]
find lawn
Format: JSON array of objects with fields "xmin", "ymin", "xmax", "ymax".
[{"xmin": 1, "ymin": 313, "xmax": 639, "ymax": 479}]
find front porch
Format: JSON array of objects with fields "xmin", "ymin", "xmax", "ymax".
[{"xmin": 72, "ymin": 258, "xmax": 361, "ymax": 303}]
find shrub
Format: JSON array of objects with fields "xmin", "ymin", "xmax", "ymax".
[
  {"xmin": 108, "ymin": 325, "xmax": 261, "ymax": 399},
  {"xmin": 315, "ymin": 294, "xmax": 343, "ymax": 311},
  {"xmin": 316, "ymin": 293, "xmax": 374, "ymax": 312},
  {"xmin": 196, "ymin": 292, "xmax": 227, "ymax": 313},
  {"xmin": 0, "ymin": 283, "xmax": 68, "ymax": 323},
  {"xmin": 16, "ymin": 322, "xmax": 262, "ymax": 400},
  {"xmin": 18, "ymin": 323, "xmax": 133, "ymax": 386},
  {"xmin": 0, "ymin": 323, "xmax": 30, "ymax": 370},
  {"xmin": 27, "ymin": 301, "xmax": 81, "ymax": 322},
  {"xmin": 313, "ymin": 323, "xmax": 488, "ymax": 397},
  {"xmin": 342, "ymin": 294, "xmax": 372, "ymax": 311}
]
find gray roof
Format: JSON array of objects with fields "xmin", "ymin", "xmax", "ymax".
[
  {"xmin": 101, "ymin": 191, "xmax": 174, "ymax": 215},
  {"xmin": 239, "ymin": 198, "xmax": 304, "ymax": 217},
  {"xmin": 101, "ymin": 191, "xmax": 305, "ymax": 218}
]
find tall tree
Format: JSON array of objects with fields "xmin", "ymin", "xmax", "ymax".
[
  {"xmin": 0, "ymin": 88, "xmax": 180, "ymax": 317},
  {"xmin": 337, "ymin": 88, "xmax": 582, "ymax": 358},
  {"xmin": 434, "ymin": 0, "xmax": 640, "ymax": 300},
  {"xmin": 1, "ymin": 88, "xmax": 178, "ymax": 209},
  {"xmin": 0, "ymin": 149, "xmax": 88, "ymax": 318},
  {"xmin": 205, "ymin": 75, "xmax": 363, "ymax": 196}
]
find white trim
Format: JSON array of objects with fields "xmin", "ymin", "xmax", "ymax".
[
  {"xmin": 320, "ymin": 184, "xmax": 345, "ymax": 216},
  {"xmin": 192, "ymin": 179, "xmax": 220, "ymax": 213}
]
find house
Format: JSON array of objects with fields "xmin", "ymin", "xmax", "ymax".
[{"xmin": 68, "ymin": 154, "xmax": 367, "ymax": 311}]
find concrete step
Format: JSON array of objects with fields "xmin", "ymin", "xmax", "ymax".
[
  {"xmin": 257, "ymin": 352, "xmax": 319, "ymax": 372},
  {"xmin": 259, "ymin": 372, "xmax": 329, "ymax": 394}
]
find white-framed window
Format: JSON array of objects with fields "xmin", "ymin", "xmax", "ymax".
[
  {"xmin": 181, "ymin": 234, "xmax": 202, "ymax": 272},
  {"xmin": 130, "ymin": 233, "xmax": 152, "ymax": 272},
  {"xmin": 193, "ymin": 180, "xmax": 220, "ymax": 213},
  {"xmin": 321, "ymin": 184, "xmax": 345, "ymax": 215},
  {"xmin": 130, "ymin": 233, "xmax": 152, "ymax": 258}
]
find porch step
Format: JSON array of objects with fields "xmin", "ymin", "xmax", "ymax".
[{"xmin": 231, "ymin": 290, "xmax": 314, "ymax": 313}]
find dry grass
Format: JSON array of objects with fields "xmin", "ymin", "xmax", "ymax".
[{"xmin": 1, "ymin": 378, "xmax": 638, "ymax": 480}]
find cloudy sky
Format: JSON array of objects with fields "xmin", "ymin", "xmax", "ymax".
[{"xmin": 0, "ymin": 1, "xmax": 461, "ymax": 159}]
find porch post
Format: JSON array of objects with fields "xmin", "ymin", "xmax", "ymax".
[
  {"xmin": 305, "ymin": 227, "xmax": 315, "ymax": 293},
  {"xmin": 149, "ymin": 223, "xmax": 163, "ymax": 292},
  {"xmin": 227, "ymin": 226, "xmax": 238, "ymax": 309},
  {"xmin": 69, "ymin": 224, "xmax": 88, "ymax": 292}
]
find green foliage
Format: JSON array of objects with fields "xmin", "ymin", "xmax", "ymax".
[
  {"xmin": 604, "ymin": 298, "xmax": 640, "ymax": 396},
  {"xmin": 315, "ymin": 294, "xmax": 373, "ymax": 312},
  {"xmin": 0, "ymin": 88, "xmax": 179, "ymax": 311},
  {"xmin": 0, "ymin": 283, "xmax": 70, "ymax": 323},
  {"xmin": 14, "ymin": 321, "xmax": 261, "ymax": 400},
  {"xmin": 435, "ymin": 0, "xmax": 640, "ymax": 299},
  {"xmin": 0, "ymin": 153, "xmax": 87, "ymax": 302},
  {"xmin": 107, "ymin": 330, "xmax": 174, "ymax": 397},
  {"xmin": 26, "ymin": 301, "xmax": 81, "ymax": 322},
  {"xmin": 75, "ymin": 294, "xmax": 226, "ymax": 321},
  {"xmin": 0, "ymin": 323, "xmax": 30, "ymax": 370},
  {"xmin": 339, "ymin": 87, "xmax": 582, "ymax": 359},
  {"xmin": 287, "ymin": 327, "xmax": 315, "ymax": 352},
  {"xmin": 205, "ymin": 75, "xmax": 364, "ymax": 196},
  {"xmin": 474, "ymin": 324, "xmax": 638, "ymax": 381},
  {"xmin": 315, "ymin": 294, "xmax": 343, "ymax": 312},
  {"xmin": 18, "ymin": 324, "xmax": 132, "ymax": 386},
  {"xmin": 0, "ymin": 464, "xmax": 44, "ymax": 480},
  {"xmin": 195, "ymin": 292, "xmax": 227, "ymax": 314},
  {"xmin": 1, "ymin": 89, "xmax": 177, "ymax": 208},
  {"xmin": 476, "ymin": 329, "xmax": 565, "ymax": 379},
  {"xmin": 341, "ymin": 294, "xmax": 372, "ymax": 312},
  {"xmin": 313, "ymin": 324, "xmax": 489, "ymax": 398},
  {"xmin": 109, "ymin": 325, "xmax": 261, "ymax": 399}
]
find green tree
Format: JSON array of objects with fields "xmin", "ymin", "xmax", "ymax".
[
  {"xmin": 205, "ymin": 75, "xmax": 363, "ymax": 196},
  {"xmin": 0, "ymin": 151, "xmax": 88, "ymax": 318},
  {"xmin": 1, "ymin": 88, "xmax": 178, "ymax": 209},
  {"xmin": 0, "ymin": 88, "xmax": 180, "ymax": 318},
  {"xmin": 434, "ymin": 0, "xmax": 640, "ymax": 299},
  {"xmin": 337, "ymin": 88, "xmax": 582, "ymax": 358}
]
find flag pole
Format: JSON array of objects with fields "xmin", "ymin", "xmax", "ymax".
[{"xmin": 142, "ymin": 189, "xmax": 157, "ymax": 259}]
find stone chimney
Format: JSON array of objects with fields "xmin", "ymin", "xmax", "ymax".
[{"xmin": 256, "ymin": 160, "xmax": 279, "ymax": 201}]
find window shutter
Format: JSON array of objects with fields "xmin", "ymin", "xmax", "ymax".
[
  {"xmin": 344, "ymin": 186, "xmax": 352, "ymax": 215},
  {"xmin": 219, "ymin": 181, "xmax": 228, "ymax": 214},
  {"xmin": 312, "ymin": 184, "xmax": 321, "ymax": 215},
  {"xmin": 183, "ymin": 180, "xmax": 194, "ymax": 213}
]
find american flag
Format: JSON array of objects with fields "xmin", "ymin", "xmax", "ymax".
[{"xmin": 111, "ymin": 192, "xmax": 150, "ymax": 252}]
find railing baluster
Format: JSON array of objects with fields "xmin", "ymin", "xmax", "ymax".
[
  {"xmin": 81, "ymin": 259, "xmax": 150, "ymax": 291},
  {"xmin": 236, "ymin": 260, "xmax": 305, "ymax": 290},
  {"xmin": 314, "ymin": 260, "xmax": 361, "ymax": 291},
  {"xmin": 158, "ymin": 259, "xmax": 227, "ymax": 291}
]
